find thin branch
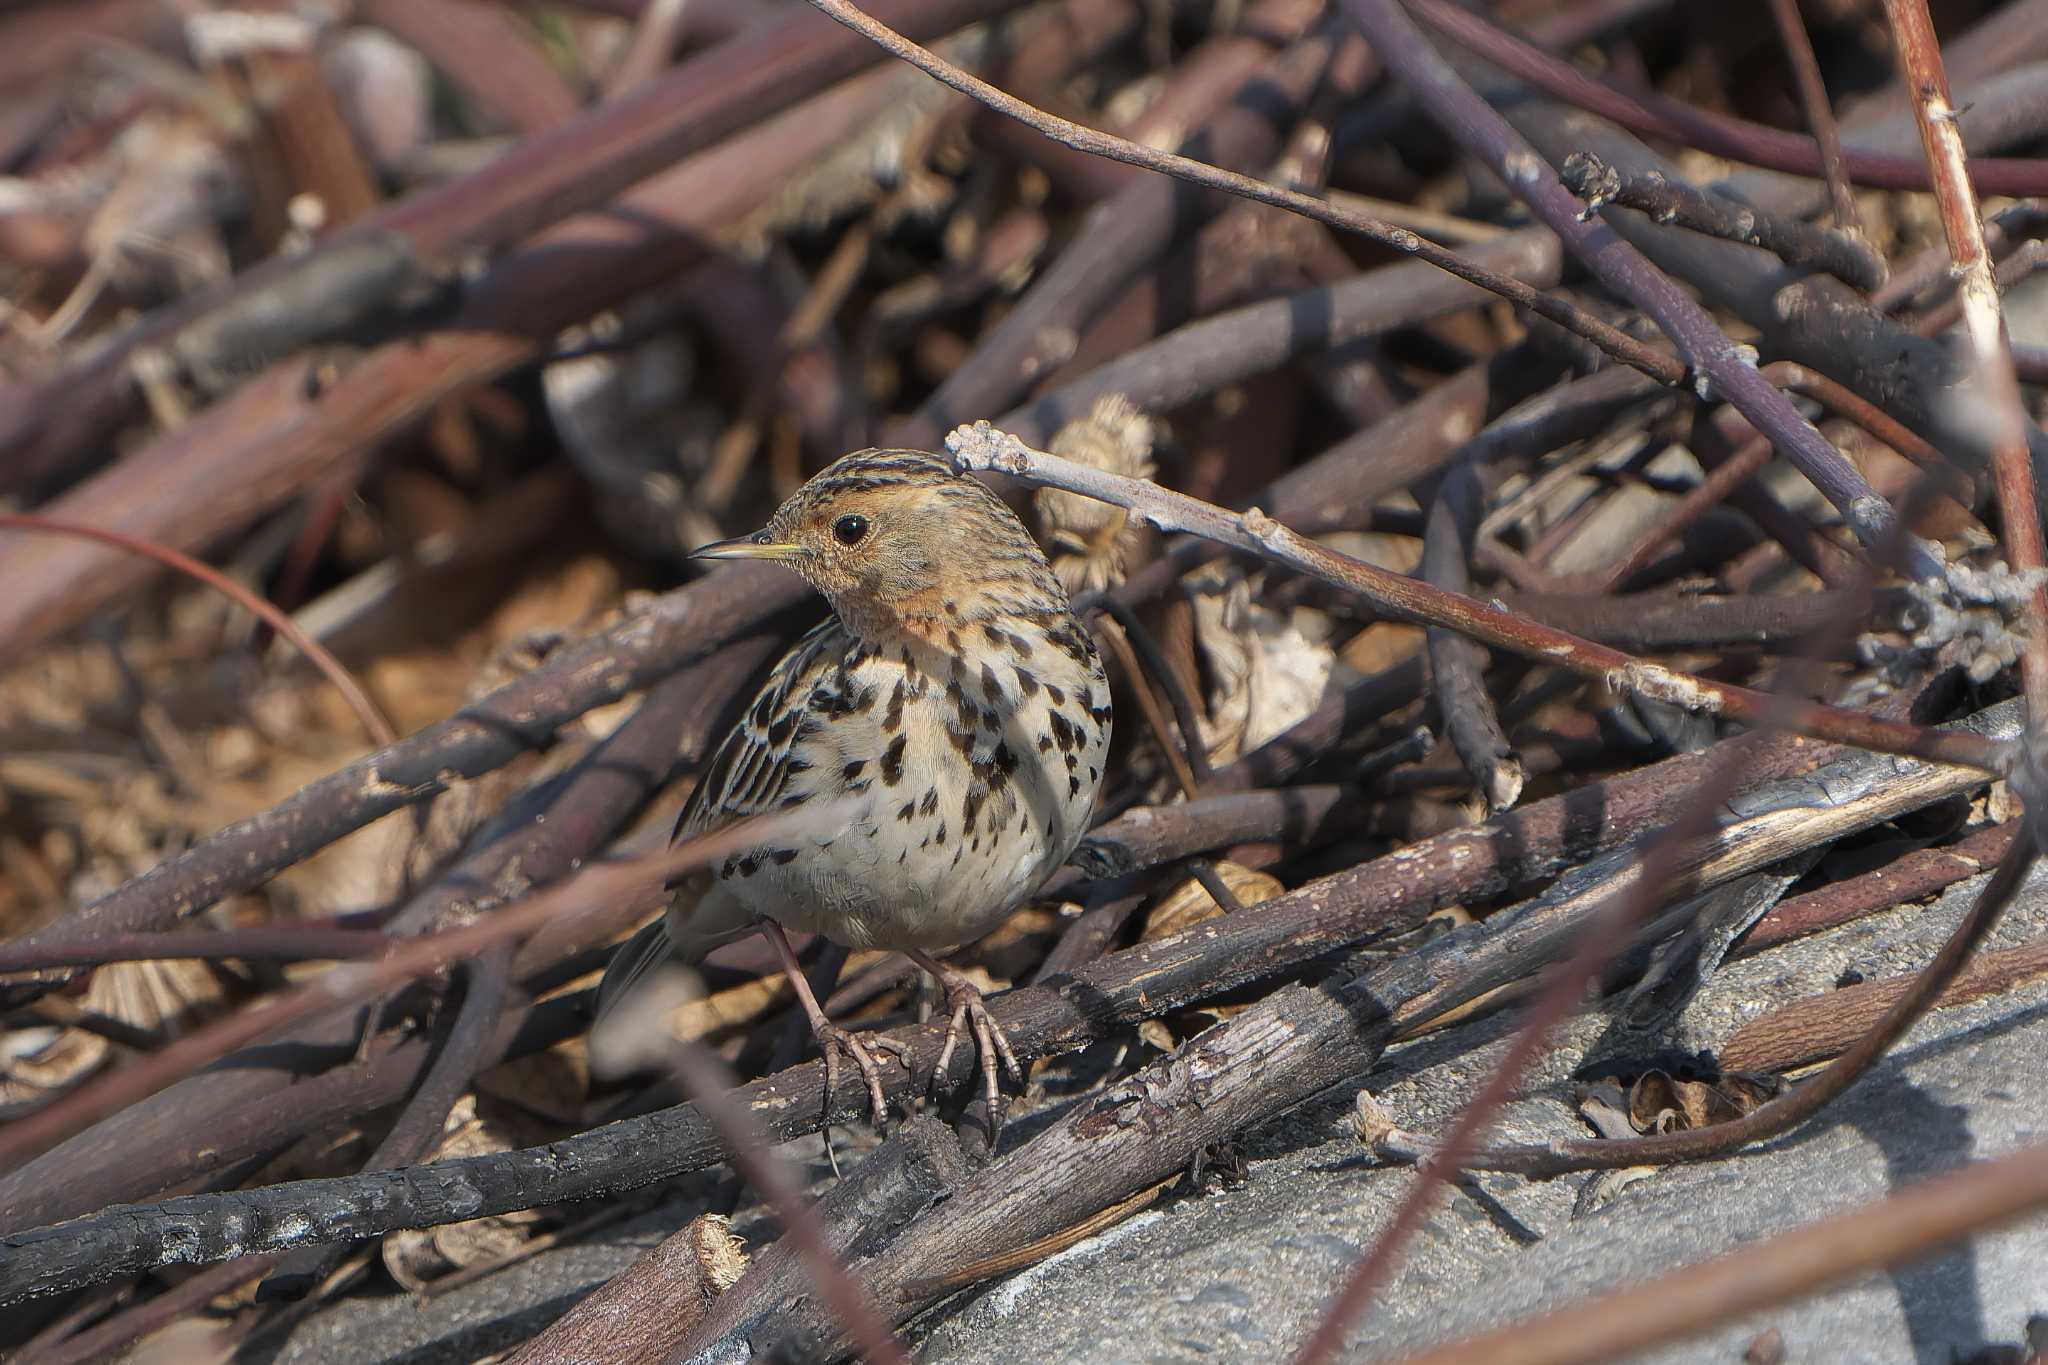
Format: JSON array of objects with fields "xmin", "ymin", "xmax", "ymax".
[
  {"xmin": 1386, "ymin": 1140, "xmax": 2048, "ymax": 1365},
  {"xmin": 1365, "ymin": 825, "xmax": 2037, "ymax": 1177},
  {"xmin": 1092, "ymin": 615, "xmax": 1203, "ymax": 798},
  {"xmin": 1766, "ymin": 0, "xmax": 1862, "ymax": 236},
  {"xmin": 661, "ymin": 1038, "xmax": 913, "ymax": 1365},
  {"xmin": 1339, "ymin": 0, "xmax": 1931, "ymax": 577},
  {"xmin": 0, "ymin": 925, "xmax": 393, "ymax": 972},
  {"xmin": 0, "ymin": 0, "xmax": 1024, "ymax": 490},
  {"xmin": 0, "ymin": 569, "xmax": 810, "ymax": 1001},
  {"xmin": 1736, "ymin": 820, "xmax": 2018, "ymax": 956},
  {"xmin": 797, "ymin": 0, "xmax": 1687, "ymax": 386},
  {"xmin": 1422, "ymin": 460, "xmax": 1522, "ymax": 811},
  {"xmin": 1092, "ymin": 594, "xmax": 1216, "ymax": 792},
  {"xmin": 1406, "ymin": 0, "xmax": 2048, "ymax": 197},
  {"xmin": 0, "ymin": 512, "xmax": 395, "ymax": 746},
  {"xmin": 1295, "ymin": 736, "xmax": 1758, "ymax": 1363},
  {"xmin": 1883, "ymin": 0, "xmax": 2048, "ymax": 742},
  {"xmin": 256, "ymin": 943, "xmax": 515, "ymax": 1299},
  {"xmin": 0, "ymin": 804, "xmax": 842, "ymax": 1172},
  {"xmin": 501, "ymin": 1214, "xmax": 743, "ymax": 1365},
  {"xmin": 1722, "ymin": 932, "xmax": 2048, "ymax": 1072},
  {"xmin": 945, "ymin": 423, "xmax": 2011, "ymax": 775},
  {"xmin": 0, "ymin": 657, "xmax": 743, "ymax": 1244},
  {"xmin": 1558, "ymin": 151, "xmax": 1883, "ymax": 290},
  {"xmin": 34, "ymin": 1255, "xmax": 281, "ymax": 1365}
]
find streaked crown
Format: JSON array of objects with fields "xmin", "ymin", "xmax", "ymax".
[{"xmin": 696, "ymin": 449, "xmax": 1074, "ymax": 648}]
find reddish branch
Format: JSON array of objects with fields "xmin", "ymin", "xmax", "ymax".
[
  {"xmin": 1339, "ymin": 0, "xmax": 1929, "ymax": 575},
  {"xmin": 0, "ymin": 805, "xmax": 837, "ymax": 1171},
  {"xmin": 1406, "ymin": 0, "xmax": 2048, "ymax": 197},
  {"xmin": 1765, "ymin": 0, "xmax": 1861, "ymax": 236},
  {"xmin": 798, "ymin": 0, "xmax": 1686, "ymax": 386},
  {"xmin": 1386, "ymin": 1135, "xmax": 2048, "ymax": 1365},
  {"xmin": 1882, "ymin": 0, "xmax": 2048, "ymax": 740},
  {"xmin": 946, "ymin": 423, "xmax": 2010, "ymax": 775},
  {"xmin": 0, "ymin": 512, "xmax": 394, "ymax": 745}
]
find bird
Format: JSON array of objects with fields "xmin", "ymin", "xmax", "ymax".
[{"xmin": 597, "ymin": 447, "xmax": 1113, "ymax": 1130}]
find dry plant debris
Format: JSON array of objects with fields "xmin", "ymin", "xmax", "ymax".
[{"xmin": 0, "ymin": 0, "xmax": 2046, "ymax": 1361}]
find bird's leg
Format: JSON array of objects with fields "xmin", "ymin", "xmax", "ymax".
[
  {"xmin": 908, "ymin": 950, "xmax": 1023, "ymax": 1124},
  {"xmin": 759, "ymin": 920, "xmax": 909, "ymax": 1130}
]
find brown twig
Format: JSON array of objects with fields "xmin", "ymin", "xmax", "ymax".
[
  {"xmin": 1385, "ymin": 1135, "xmax": 2048, "ymax": 1365},
  {"xmin": 1296, "ymin": 726, "xmax": 1760, "ymax": 1362},
  {"xmin": 1558, "ymin": 151, "xmax": 1883, "ymax": 290},
  {"xmin": 1736, "ymin": 820, "xmax": 2019, "ymax": 956},
  {"xmin": 0, "ymin": 511, "xmax": 395, "ymax": 746},
  {"xmin": 945, "ymin": 423, "xmax": 2010, "ymax": 775},
  {"xmin": 0, "ymin": 803, "xmax": 843, "ymax": 1172},
  {"xmin": 1765, "ymin": 0, "xmax": 1861, "ymax": 236},
  {"xmin": 1092, "ymin": 615, "xmax": 1202, "ymax": 799},
  {"xmin": 256, "ymin": 942, "xmax": 515, "ymax": 1299},
  {"xmin": 885, "ymin": 0, "xmax": 1337, "ymax": 449},
  {"xmin": 359, "ymin": 0, "xmax": 579, "ymax": 135},
  {"xmin": 0, "ymin": 575, "xmax": 809, "ymax": 1000},
  {"xmin": 1406, "ymin": 0, "xmax": 2048, "ymax": 197},
  {"xmin": 798, "ymin": 0, "xmax": 1687, "ymax": 387},
  {"xmin": 669, "ymin": 1112, "xmax": 976, "ymax": 1360},
  {"xmin": 0, "ymin": 0, "xmax": 1022, "ymax": 489},
  {"xmin": 1092, "ymin": 594, "xmax": 1216, "ymax": 792},
  {"xmin": 1422, "ymin": 459, "xmax": 1522, "ymax": 812},
  {"xmin": 658, "ymin": 1037, "xmax": 913, "ymax": 1365},
  {"xmin": 1883, "ymin": 0, "xmax": 2048, "ymax": 741},
  {"xmin": 1722, "ymin": 933, "xmax": 2048, "ymax": 1072},
  {"xmin": 1072, "ymin": 786, "xmax": 1348, "ymax": 879},
  {"xmin": 501, "ymin": 1214, "xmax": 746, "ymax": 1365},
  {"xmin": 1366, "ymin": 825, "xmax": 2038, "ymax": 1178},
  {"xmin": 33, "ymin": 1254, "xmax": 282, "ymax": 1365},
  {"xmin": 0, "ymin": 655, "xmax": 753, "ymax": 1236},
  {"xmin": 1341, "ymin": 0, "xmax": 1930, "ymax": 576},
  {"xmin": 0, "ymin": 924, "xmax": 393, "ymax": 972}
]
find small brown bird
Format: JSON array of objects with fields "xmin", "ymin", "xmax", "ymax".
[{"xmin": 599, "ymin": 448, "xmax": 1113, "ymax": 1125}]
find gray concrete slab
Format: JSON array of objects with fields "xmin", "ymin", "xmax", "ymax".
[{"xmin": 264, "ymin": 858, "xmax": 2048, "ymax": 1364}]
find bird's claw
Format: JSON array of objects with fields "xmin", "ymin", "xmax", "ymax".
[
  {"xmin": 930, "ymin": 980, "xmax": 1023, "ymax": 1141},
  {"xmin": 814, "ymin": 1021, "xmax": 911, "ymax": 1132}
]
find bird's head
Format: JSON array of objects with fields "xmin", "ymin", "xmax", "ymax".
[{"xmin": 694, "ymin": 449, "xmax": 1068, "ymax": 646}]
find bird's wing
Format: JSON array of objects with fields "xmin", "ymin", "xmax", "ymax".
[
  {"xmin": 673, "ymin": 616, "xmax": 851, "ymax": 841},
  {"xmin": 595, "ymin": 618, "xmax": 850, "ymax": 1038}
]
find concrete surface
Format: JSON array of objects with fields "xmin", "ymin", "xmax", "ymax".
[{"xmin": 260, "ymin": 857, "xmax": 2048, "ymax": 1364}]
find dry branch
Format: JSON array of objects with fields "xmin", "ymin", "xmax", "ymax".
[
  {"xmin": 945, "ymin": 422, "xmax": 2009, "ymax": 774},
  {"xmin": 1, "ymin": 699, "xmax": 2017, "ymax": 1301}
]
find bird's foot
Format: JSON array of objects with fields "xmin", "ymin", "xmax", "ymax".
[
  {"xmin": 913, "ymin": 955, "xmax": 1023, "ymax": 1140},
  {"xmin": 813, "ymin": 1020, "xmax": 913, "ymax": 1132}
]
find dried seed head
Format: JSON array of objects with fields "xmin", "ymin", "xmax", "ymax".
[
  {"xmin": 1906, "ymin": 560, "xmax": 2048, "ymax": 684},
  {"xmin": 1035, "ymin": 393, "xmax": 1159, "ymax": 594}
]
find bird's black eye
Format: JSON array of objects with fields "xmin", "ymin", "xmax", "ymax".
[{"xmin": 832, "ymin": 514, "xmax": 870, "ymax": 547}]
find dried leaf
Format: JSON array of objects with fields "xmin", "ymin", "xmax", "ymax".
[
  {"xmin": 1186, "ymin": 570, "xmax": 1336, "ymax": 765},
  {"xmin": 1137, "ymin": 863, "xmax": 1283, "ymax": 1047},
  {"xmin": 0, "ymin": 953, "xmax": 227, "ymax": 1112},
  {"xmin": 1140, "ymin": 861, "xmax": 1284, "ymax": 942},
  {"xmin": 1639, "ymin": 1068, "xmax": 1780, "ymax": 1133}
]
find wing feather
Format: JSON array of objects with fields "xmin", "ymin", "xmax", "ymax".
[{"xmin": 674, "ymin": 618, "xmax": 849, "ymax": 840}]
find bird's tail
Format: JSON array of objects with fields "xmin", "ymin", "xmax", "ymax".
[{"xmin": 593, "ymin": 914, "xmax": 675, "ymax": 1027}]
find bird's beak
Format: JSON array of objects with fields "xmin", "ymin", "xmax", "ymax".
[{"xmin": 692, "ymin": 531, "xmax": 801, "ymax": 562}]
